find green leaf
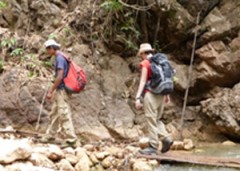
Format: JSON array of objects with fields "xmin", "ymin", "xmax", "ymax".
[
  {"xmin": 0, "ymin": 1, "xmax": 7, "ymax": 9},
  {"xmin": 10, "ymin": 48, "xmax": 24, "ymax": 57},
  {"xmin": 28, "ymin": 71, "xmax": 35, "ymax": 78},
  {"xmin": 0, "ymin": 59, "xmax": 4, "ymax": 71},
  {"xmin": 42, "ymin": 61, "xmax": 53, "ymax": 68},
  {"xmin": 1, "ymin": 40, "xmax": 7, "ymax": 47},
  {"xmin": 100, "ymin": 0, "xmax": 123, "ymax": 12},
  {"xmin": 10, "ymin": 38, "xmax": 16, "ymax": 47},
  {"xmin": 48, "ymin": 33, "xmax": 57, "ymax": 39}
]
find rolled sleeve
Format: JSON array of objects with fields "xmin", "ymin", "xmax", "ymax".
[{"xmin": 56, "ymin": 55, "xmax": 65, "ymax": 70}]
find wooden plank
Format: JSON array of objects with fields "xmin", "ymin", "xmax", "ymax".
[{"xmin": 137, "ymin": 151, "xmax": 240, "ymax": 169}]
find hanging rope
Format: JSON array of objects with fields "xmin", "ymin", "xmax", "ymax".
[{"xmin": 179, "ymin": 12, "xmax": 201, "ymax": 131}]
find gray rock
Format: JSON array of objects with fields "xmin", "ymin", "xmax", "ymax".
[
  {"xmin": 201, "ymin": 83, "xmax": 240, "ymax": 138},
  {"xmin": 57, "ymin": 159, "xmax": 75, "ymax": 171},
  {"xmin": 29, "ymin": 153, "xmax": 57, "ymax": 170},
  {"xmin": 75, "ymin": 148, "xmax": 91, "ymax": 171},
  {"xmin": 0, "ymin": 139, "xmax": 32, "ymax": 164}
]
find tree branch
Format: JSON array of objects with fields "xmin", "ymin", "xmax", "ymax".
[
  {"xmin": 139, "ymin": 0, "xmax": 148, "ymax": 42},
  {"xmin": 119, "ymin": 0, "xmax": 155, "ymax": 11}
]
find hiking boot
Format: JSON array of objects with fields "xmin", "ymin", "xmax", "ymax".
[
  {"xmin": 161, "ymin": 138, "xmax": 173, "ymax": 153},
  {"xmin": 61, "ymin": 140, "xmax": 81, "ymax": 148},
  {"xmin": 139, "ymin": 146, "xmax": 157, "ymax": 155}
]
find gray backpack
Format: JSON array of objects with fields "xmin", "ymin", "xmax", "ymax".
[{"xmin": 147, "ymin": 53, "xmax": 174, "ymax": 95}]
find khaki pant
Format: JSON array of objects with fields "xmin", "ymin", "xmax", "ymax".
[
  {"xmin": 46, "ymin": 90, "xmax": 77, "ymax": 142},
  {"xmin": 143, "ymin": 92, "xmax": 171, "ymax": 149}
]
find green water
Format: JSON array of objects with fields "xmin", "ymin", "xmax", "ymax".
[{"xmin": 154, "ymin": 144, "xmax": 240, "ymax": 171}]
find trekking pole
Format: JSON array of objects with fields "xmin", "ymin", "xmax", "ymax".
[
  {"xmin": 179, "ymin": 12, "xmax": 201, "ymax": 132},
  {"xmin": 35, "ymin": 84, "xmax": 49, "ymax": 131}
]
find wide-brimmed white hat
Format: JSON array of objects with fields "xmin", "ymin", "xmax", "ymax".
[
  {"xmin": 138, "ymin": 43, "xmax": 154, "ymax": 55},
  {"xmin": 44, "ymin": 39, "xmax": 61, "ymax": 48}
]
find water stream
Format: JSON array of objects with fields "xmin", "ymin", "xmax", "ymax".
[{"xmin": 154, "ymin": 144, "xmax": 240, "ymax": 171}]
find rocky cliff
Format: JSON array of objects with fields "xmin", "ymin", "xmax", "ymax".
[{"xmin": 0, "ymin": 0, "xmax": 240, "ymax": 142}]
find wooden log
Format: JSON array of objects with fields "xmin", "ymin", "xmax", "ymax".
[
  {"xmin": 0, "ymin": 128, "xmax": 42, "ymax": 137},
  {"xmin": 0, "ymin": 128, "xmax": 64, "ymax": 145},
  {"xmin": 137, "ymin": 151, "xmax": 240, "ymax": 169}
]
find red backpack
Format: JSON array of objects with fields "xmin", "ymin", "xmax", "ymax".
[{"xmin": 60, "ymin": 53, "xmax": 87, "ymax": 93}]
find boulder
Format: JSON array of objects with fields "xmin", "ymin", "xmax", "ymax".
[
  {"xmin": 147, "ymin": 0, "xmax": 194, "ymax": 34},
  {"xmin": 57, "ymin": 159, "xmax": 75, "ymax": 171},
  {"xmin": 5, "ymin": 162, "xmax": 55, "ymax": 171},
  {"xmin": 219, "ymin": 0, "xmax": 240, "ymax": 31},
  {"xmin": 102, "ymin": 156, "xmax": 116, "ymax": 169},
  {"xmin": 83, "ymin": 144, "xmax": 95, "ymax": 151},
  {"xmin": 29, "ymin": 153, "xmax": 57, "ymax": 170},
  {"xmin": 171, "ymin": 61, "xmax": 194, "ymax": 92},
  {"xmin": 30, "ymin": 0, "xmax": 61, "ymax": 30},
  {"xmin": 125, "ymin": 145, "xmax": 138, "ymax": 153},
  {"xmin": 75, "ymin": 148, "xmax": 91, "ymax": 171},
  {"xmin": 229, "ymin": 34, "xmax": 240, "ymax": 52},
  {"xmin": 0, "ymin": 139, "xmax": 32, "ymax": 164},
  {"xmin": 94, "ymin": 151, "xmax": 110, "ymax": 161},
  {"xmin": 89, "ymin": 153, "xmax": 99, "ymax": 165},
  {"xmin": 65, "ymin": 154, "xmax": 78, "ymax": 166},
  {"xmin": 0, "ymin": 164, "xmax": 5, "ymax": 171},
  {"xmin": 33, "ymin": 145, "xmax": 64, "ymax": 161},
  {"xmin": 26, "ymin": 34, "xmax": 44, "ymax": 52},
  {"xmin": 70, "ymin": 83, "xmax": 111, "ymax": 140},
  {"xmin": 45, "ymin": 145, "xmax": 64, "ymax": 161},
  {"xmin": 183, "ymin": 139, "xmax": 195, "ymax": 150},
  {"xmin": 222, "ymin": 140, "xmax": 236, "ymax": 146},
  {"xmin": 139, "ymin": 137, "xmax": 150, "ymax": 149},
  {"xmin": 132, "ymin": 159, "xmax": 153, "ymax": 171},
  {"xmin": 198, "ymin": 7, "xmax": 230, "ymax": 42},
  {"xmin": 90, "ymin": 164, "xmax": 105, "ymax": 171},
  {"xmin": 0, "ymin": 0, "xmax": 61, "ymax": 32},
  {"xmin": 196, "ymin": 39, "xmax": 240, "ymax": 87},
  {"xmin": 63, "ymin": 147, "xmax": 75, "ymax": 155},
  {"xmin": 99, "ymin": 99, "xmax": 138, "ymax": 139},
  {"xmin": 105, "ymin": 146, "xmax": 124, "ymax": 159},
  {"xmin": 171, "ymin": 141, "xmax": 185, "ymax": 150},
  {"xmin": 172, "ymin": 139, "xmax": 195, "ymax": 151},
  {"xmin": 201, "ymin": 83, "xmax": 240, "ymax": 138}
]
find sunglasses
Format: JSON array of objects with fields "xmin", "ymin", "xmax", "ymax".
[{"xmin": 141, "ymin": 51, "xmax": 152, "ymax": 55}]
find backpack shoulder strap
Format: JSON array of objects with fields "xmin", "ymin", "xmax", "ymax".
[{"xmin": 57, "ymin": 51, "xmax": 71, "ymax": 62}]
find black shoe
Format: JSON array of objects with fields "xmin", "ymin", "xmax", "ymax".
[
  {"xmin": 161, "ymin": 138, "xmax": 173, "ymax": 153},
  {"xmin": 139, "ymin": 147, "xmax": 157, "ymax": 155}
]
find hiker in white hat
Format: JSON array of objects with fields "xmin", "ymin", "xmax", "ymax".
[
  {"xmin": 138, "ymin": 43, "xmax": 155, "ymax": 57},
  {"xmin": 42, "ymin": 39, "xmax": 78, "ymax": 147},
  {"xmin": 135, "ymin": 43, "xmax": 173, "ymax": 155},
  {"xmin": 44, "ymin": 39, "xmax": 61, "ymax": 50}
]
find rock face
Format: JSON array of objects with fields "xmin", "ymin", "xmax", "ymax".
[
  {"xmin": 201, "ymin": 83, "xmax": 240, "ymax": 139},
  {"xmin": 196, "ymin": 37, "xmax": 240, "ymax": 87},
  {"xmin": 0, "ymin": 0, "xmax": 240, "ymax": 141},
  {"xmin": 0, "ymin": 51, "xmax": 139, "ymax": 140}
]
